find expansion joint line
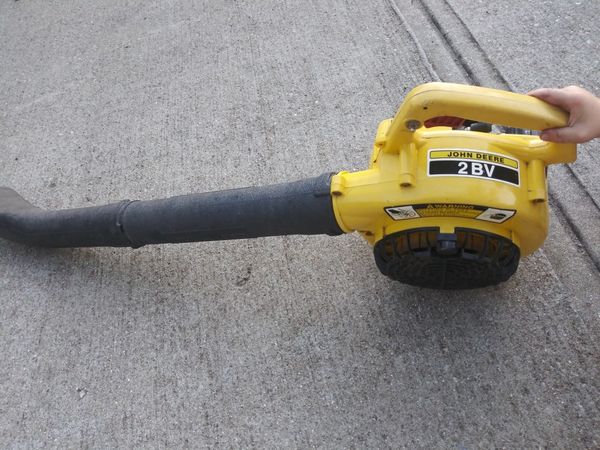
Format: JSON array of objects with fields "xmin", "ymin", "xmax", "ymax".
[{"xmin": 385, "ymin": 0, "xmax": 440, "ymax": 82}]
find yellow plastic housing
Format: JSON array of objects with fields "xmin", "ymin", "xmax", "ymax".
[{"xmin": 331, "ymin": 83, "xmax": 577, "ymax": 256}]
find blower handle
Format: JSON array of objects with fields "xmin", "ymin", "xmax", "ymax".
[{"xmin": 382, "ymin": 82, "xmax": 576, "ymax": 163}]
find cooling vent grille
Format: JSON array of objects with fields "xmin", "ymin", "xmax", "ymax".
[{"xmin": 373, "ymin": 227, "xmax": 520, "ymax": 289}]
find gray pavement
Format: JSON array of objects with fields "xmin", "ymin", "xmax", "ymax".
[{"xmin": 1, "ymin": 0, "xmax": 599, "ymax": 448}]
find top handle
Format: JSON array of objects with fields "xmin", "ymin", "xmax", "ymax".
[{"xmin": 382, "ymin": 83, "xmax": 575, "ymax": 162}]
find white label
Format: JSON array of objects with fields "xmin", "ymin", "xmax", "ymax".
[
  {"xmin": 385, "ymin": 205, "xmax": 420, "ymax": 220},
  {"xmin": 475, "ymin": 207, "xmax": 516, "ymax": 223}
]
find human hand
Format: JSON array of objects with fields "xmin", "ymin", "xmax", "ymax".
[{"xmin": 528, "ymin": 86, "xmax": 600, "ymax": 143}]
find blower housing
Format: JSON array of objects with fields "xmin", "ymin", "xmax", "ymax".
[{"xmin": 329, "ymin": 83, "xmax": 576, "ymax": 288}]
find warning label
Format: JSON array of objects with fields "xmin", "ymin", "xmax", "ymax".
[
  {"xmin": 385, "ymin": 203, "xmax": 516, "ymax": 223},
  {"xmin": 428, "ymin": 149, "xmax": 520, "ymax": 186}
]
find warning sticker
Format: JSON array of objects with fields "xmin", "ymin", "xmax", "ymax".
[
  {"xmin": 384, "ymin": 205, "xmax": 420, "ymax": 220},
  {"xmin": 428, "ymin": 149, "xmax": 520, "ymax": 186},
  {"xmin": 474, "ymin": 207, "xmax": 516, "ymax": 223},
  {"xmin": 385, "ymin": 203, "xmax": 516, "ymax": 223}
]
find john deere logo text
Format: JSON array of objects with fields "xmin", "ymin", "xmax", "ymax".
[{"xmin": 427, "ymin": 149, "xmax": 520, "ymax": 186}]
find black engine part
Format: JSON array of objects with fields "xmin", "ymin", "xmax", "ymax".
[{"xmin": 373, "ymin": 227, "xmax": 520, "ymax": 289}]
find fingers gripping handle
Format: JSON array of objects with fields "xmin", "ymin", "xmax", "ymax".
[
  {"xmin": 383, "ymin": 83, "xmax": 571, "ymax": 152},
  {"xmin": 404, "ymin": 83, "xmax": 569, "ymax": 130}
]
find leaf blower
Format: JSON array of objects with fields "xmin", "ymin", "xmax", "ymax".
[{"xmin": 0, "ymin": 83, "xmax": 577, "ymax": 289}]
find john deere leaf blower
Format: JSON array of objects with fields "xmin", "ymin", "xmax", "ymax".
[{"xmin": 0, "ymin": 83, "xmax": 576, "ymax": 289}]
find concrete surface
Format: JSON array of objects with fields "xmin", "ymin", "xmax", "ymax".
[{"xmin": 1, "ymin": 0, "xmax": 599, "ymax": 448}]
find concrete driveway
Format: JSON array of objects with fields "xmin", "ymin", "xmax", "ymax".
[{"xmin": 1, "ymin": 0, "xmax": 599, "ymax": 447}]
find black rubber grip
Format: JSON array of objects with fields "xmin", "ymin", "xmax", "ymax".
[{"xmin": 0, "ymin": 174, "xmax": 343, "ymax": 248}]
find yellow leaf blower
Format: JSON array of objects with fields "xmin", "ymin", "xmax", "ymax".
[{"xmin": 0, "ymin": 83, "xmax": 576, "ymax": 289}]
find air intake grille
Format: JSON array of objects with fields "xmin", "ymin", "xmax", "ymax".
[{"xmin": 373, "ymin": 227, "xmax": 520, "ymax": 289}]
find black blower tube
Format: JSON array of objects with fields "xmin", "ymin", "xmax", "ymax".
[{"xmin": 0, "ymin": 173, "xmax": 343, "ymax": 248}]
